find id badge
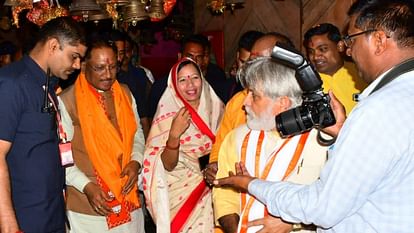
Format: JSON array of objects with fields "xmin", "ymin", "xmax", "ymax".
[{"xmin": 59, "ymin": 142, "xmax": 74, "ymax": 166}]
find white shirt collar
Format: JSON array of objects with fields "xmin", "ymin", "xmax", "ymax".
[{"xmin": 358, "ymin": 68, "xmax": 392, "ymax": 101}]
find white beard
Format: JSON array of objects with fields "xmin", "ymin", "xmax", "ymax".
[{"xmin": 245, "ymin": 105, "xmax": 276, "ymax": 131}]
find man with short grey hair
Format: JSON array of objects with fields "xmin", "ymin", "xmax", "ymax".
[
  {"xmin": 215, "ymin": 0, "xmax": 414, "ymax": 232},
  {"xmin": 213, "ymin": 57, "xmax": 328, "ymax": 233}
]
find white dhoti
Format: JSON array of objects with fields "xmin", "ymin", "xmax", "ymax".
[{"xmin": 67, "ymin": 209, "xmax": 145, "ymax": 233}]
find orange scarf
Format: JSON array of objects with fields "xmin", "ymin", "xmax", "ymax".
[
  {"xmin": 75, "ymin": 72, "xmax": 139, "ymax": 208},
  {"xmin": 239, "ymin": 132, "xmax": 309, "ymax": 233}
]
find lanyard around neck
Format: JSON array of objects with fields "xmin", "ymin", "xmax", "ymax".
[{"xmin": 45, "ymin": 90, "xmax": 68, "ymax": 143}]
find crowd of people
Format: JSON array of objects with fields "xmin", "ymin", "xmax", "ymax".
[{"xmin": 0, "ymin": 0, "xmax": 413, "ymax": 232}]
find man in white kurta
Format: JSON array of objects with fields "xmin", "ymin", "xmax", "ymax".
[
  {"xmin": 58, "ymin": 41, "xmax": 146, "ymax": 233},
  {"xmin": 213, "ymin": 57, "xmax": 328, "ymax": 233},
  {"xmin": 59, "ymin": 90, "xmax": 146, "ymax": 233}
]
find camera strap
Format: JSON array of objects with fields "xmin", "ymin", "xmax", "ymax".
[
  {"xmin": 317, "ymin": 111, "xmax": 336, "ymax": 146},
  {"xmin": 369, "ymin": 58, "xmax": 414, "ymax": 95}
]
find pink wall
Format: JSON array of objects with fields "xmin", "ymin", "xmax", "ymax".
[{"xmin": 140, "ymin": 32, "xmax": 181, "ymax": 80}]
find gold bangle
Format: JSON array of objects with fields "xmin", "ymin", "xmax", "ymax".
[
  {"xmin": 165, "ymin": 141, "xmax": 179, "ymax": 150},
  {"xmin": 292, "ymin": 223, "xmax": 302, "ymax": 231}
]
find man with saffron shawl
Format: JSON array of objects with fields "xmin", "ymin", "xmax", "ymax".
[
  {"xmin": 143, "ymin": 58, "xmax": 224, "ymax": 233},
  {"xmin": 58, "ymin": 39, "xmax": 146, "ymax": 232}
]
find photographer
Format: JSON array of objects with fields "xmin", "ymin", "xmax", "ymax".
[
  {"xmin": 213, "ymin": 57, "xmax": 328, "ymax": 233},
  {"xmin": 214, "ymin": 0, "xmax": 414, "ymax": 232}
]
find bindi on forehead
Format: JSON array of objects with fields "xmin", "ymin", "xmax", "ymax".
[{"xmin": 178, "ymin": 75, "xmax": 192, "ymax": 80}]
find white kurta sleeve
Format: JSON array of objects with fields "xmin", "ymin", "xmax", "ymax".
[
  {"xmin": 130, "ymin": 95, "xmax": 145, "ymax": 165},
  {"xmin": 58, "ymin": 96, "xmax": 91, "ymax": 193}
]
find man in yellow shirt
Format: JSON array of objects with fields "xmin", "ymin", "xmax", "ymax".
[{"xmin": 304, "ymin": 23, "xmax": 367, "ymax": 115}]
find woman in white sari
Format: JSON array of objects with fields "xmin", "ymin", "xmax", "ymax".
[{"xmin": 143, "ymin": 58, "xmax": 224, "ymax": 233}]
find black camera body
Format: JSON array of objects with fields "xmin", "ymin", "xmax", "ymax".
[{"xmin": 271, "ymin": 42, "xmax": 336, "ymax": 137}]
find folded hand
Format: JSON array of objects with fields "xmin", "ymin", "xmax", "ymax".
[{"xmin": 121, "ymin": 160, "xmax": 140, "ymax": 195}]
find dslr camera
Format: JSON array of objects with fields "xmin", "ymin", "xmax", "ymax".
[{"xmin": 271, "ymin": 42, "xmax": 336, "ymax": 140}]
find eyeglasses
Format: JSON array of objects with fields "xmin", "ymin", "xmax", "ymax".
[
  {"xmin": 342, "ymin": 29, "xmax": 376, "ymax": 48},
  {"xmin": 87, "ymin": 63, "xmax": 118, "ymax": 74}
]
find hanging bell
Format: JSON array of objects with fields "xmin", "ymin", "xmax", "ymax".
[
  {"xmin": 3, "ymin": 0, "xmax": 18, "ymax": 6},
  {"xmin": 96, "ymin": 0, "xmax": 130, "ymax": 7},
  {"xmin": 69, "ymin": 0, "xmax": 105, "ymax": 22},
  {"xmin": 121, "ymin": 0, "xmax": 149, "ymax": 26},
  {"xmin": 148, "ymin": 0, "xmax": 165, "ymax": 20},
  {"xmin": 225, "ymin": 0, "xmax": 245, "ymax": 13},
  {"xmin": 88, "ymin": 10, "xmax": 111, "ymax": 23}
]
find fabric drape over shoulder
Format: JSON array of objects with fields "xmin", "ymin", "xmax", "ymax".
[
  {"xmin": 143, "ymin": 58, "xmax": 224, "ymax": 233},
  {"xmin": 75, "ymin": 72, "xmax": 139, "ymax": 226}
]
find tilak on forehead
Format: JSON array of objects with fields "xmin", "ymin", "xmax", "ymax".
[{"xmin": 309, "ymin": 39, "xmax": 315, "ymax": 47}]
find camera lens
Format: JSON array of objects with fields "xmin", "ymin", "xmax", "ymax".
[{"xmin": 275, "ymin": 107, "xmax": 313, "ymax": 137}]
